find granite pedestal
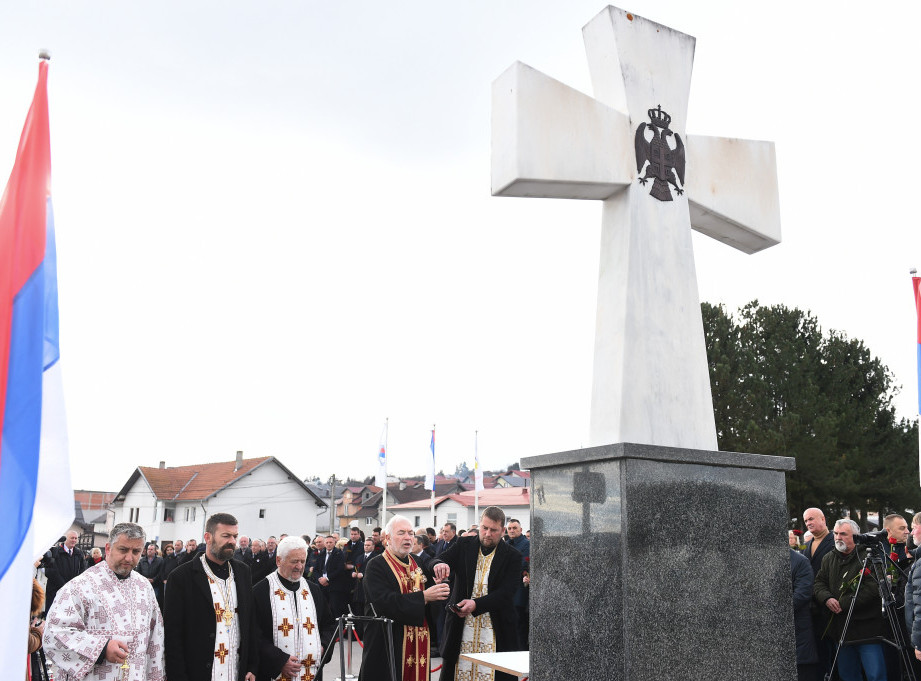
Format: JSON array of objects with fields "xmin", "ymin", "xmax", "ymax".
[{"xmin": 521, "ymin": 443, "xmax": 797, "ymax": 681}]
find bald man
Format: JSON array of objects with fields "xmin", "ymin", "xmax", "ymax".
[{"xmin": 802, "ymin": 507, "xmax": 835, "ymax": 680}]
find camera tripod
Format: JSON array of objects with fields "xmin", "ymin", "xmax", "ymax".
[
  {"xmin": 317, "ymin": 605, "xmax": 399, "ymax": 681},
  {"xmin": 826, "ymin": 542, "xmax": 917, "ymax": 681}
]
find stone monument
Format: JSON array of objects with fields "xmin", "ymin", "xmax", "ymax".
[{"xmin": 492, "ymin": 7, "xmax": 796, "ymax": 680}]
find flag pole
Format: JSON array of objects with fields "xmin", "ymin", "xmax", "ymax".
[
  {"xmin": 382, "ymin": 417, "xmax": 388, "ymax": 523},
  {"xmin": 913, "ymin": 268, "xmax": 921, "ymax": 487},
  {"xmin": 431, "ymin": 424, "xmax": 436, "ymax": 526},
  {"xmin": 474, "ymin": 430, "xmax": 479, "ymax": 521}
]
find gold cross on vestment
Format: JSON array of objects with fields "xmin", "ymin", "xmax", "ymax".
[
  {"xmin": 301, "ymin": 670, "xmax": 315, "ymax": 681},
  {"xmin": 278, "ymin": 617, "xmax": 294, "ymax": 636},
  {"xmin": 214, "ymin": 603, "xmax": 226, "ymax": 623},
  {"xmin": 419, "ymin": 655, "xmax": 427, "ymax": 668},
  {"xmin": 303, "ymin": 618, "xmax": 315, "ymax": 634},
  {"xmin": 301, "ymin": 588, "xmax": 310, "ymax": 599},
  {"xmin": 406, "ymin": 629, "xmax": 414, "ymax": 642},
  {"xmin": 215, "ymin": 643, "xmax": 229, "ymax": 664},
  {"xmin": 274, "ymin": 588, "xmax": 287, "ymax": 600},
  {"xmin": 302, "ymin": 654, "xmax": 316, "ymax": 668}
]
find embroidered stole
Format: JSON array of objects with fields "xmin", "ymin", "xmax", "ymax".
[
  {"xmin": 381, "ymin": 551, "xmax": 430, "ymax": 681},
  {"xmin": 201, "ymin": 556, "xmax": 241, "ymax": 681},
  {"xmin": 455, "ymin": 550, "xmax": 497, "ymax": 681},
  {"xmin": 267, "ymin": 571, "xmax": 322, "ymax": 681}
]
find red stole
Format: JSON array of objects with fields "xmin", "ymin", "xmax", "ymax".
[{"xmin": 382, "ymin": 551, "xmax": 431, "ymax": 681}]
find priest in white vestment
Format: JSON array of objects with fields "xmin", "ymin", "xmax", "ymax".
[{"xmin": 43, "ymin": 522, "xmax": 165, "ymax": 681}]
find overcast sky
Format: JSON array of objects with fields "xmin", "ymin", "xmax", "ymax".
[{"xmin": 3, "ymin": 1, "xmax": 919, "ymax": 492}]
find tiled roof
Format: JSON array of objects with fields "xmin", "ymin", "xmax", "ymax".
[{"xmin": 135, "ymin": 457, "xmax": 272, "ymax": 501}]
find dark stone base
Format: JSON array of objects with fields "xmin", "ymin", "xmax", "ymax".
[{"xmin": 521, "ymin": 443, "xmax": 797, "ymax": 681}]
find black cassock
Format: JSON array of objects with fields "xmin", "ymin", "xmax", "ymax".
[
  {"xmin": 252, "ymin": 574, "xmax": 336, "ymax": 681},
  {"xmin": 358, "ymin": 553, "xmax": 436, "ymax": 681}
]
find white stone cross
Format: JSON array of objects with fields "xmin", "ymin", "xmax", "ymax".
[{"xmin": 492, "ymin": 7, "xmax": 780, "ymax": 451}]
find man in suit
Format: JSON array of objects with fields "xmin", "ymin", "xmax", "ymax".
[
  {"xmin": 433, "ymin": 507, "xmax": 522, "ymax": 681},
  {"xmin": 317, "ymin": 535, "xmax": 349, "ymax": 617},
  {"xmin": 434, "ymin": 523, "xmax": 457, "ymax": 557},
  {"xmin": 350, "ymin": 539, "xmax": 375, "ymax": 633},
  {"xmin": 41, "ymin": 530, "xmax": 86, "ymax": 616},
  {"xmin": 802, "ymin": 507, "xmax": 835, "ymax": 681},
  {"xmin": 164, "ymin": 512, "xmax": 258, "ymax": 681}
]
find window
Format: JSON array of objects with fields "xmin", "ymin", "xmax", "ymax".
[
  {"xmin": 447, "ymin": 513, "xmax": 457, "ymax": 525},
  {"xmin": 366, "ymin": 517, "xmax": 374, "ymax": 526},
  {"xmin": 414, "ymin": 515, "xmax": 421, "ymax": 527},
  {"xmin": 129, "ymin": 507, "xmax": 139, "ymax": 523},
  {"xmin": 190, "ymin": 507, "xmax": 196, "ymax": 522},
  {"xmin": 259, "ymin": 509, "xmax": 266, "ymax": 519},
  {"xmin": 164, "ymin": 508, "xmax": 174, "ymax": 523},
  {"xmin": 185, "ymin": 508, "xmax": 190, "ymax": 522}
]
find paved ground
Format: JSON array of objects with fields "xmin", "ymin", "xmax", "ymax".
[{"xmin": 321, "ymin": 639, "xmax": 444, "ymax": 681}]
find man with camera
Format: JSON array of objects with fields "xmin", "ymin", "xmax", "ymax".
[{"xmin": 814, "ymin": 518, "xmax": 886, "ymax": 681}]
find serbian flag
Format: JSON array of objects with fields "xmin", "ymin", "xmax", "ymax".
[
  {"xmin": 913, "ymin": 274, "xmax": 921, "ymax": 485},
  {"xmin": 375, "ymin": 420, "xmax": 388, "ymax": 488},
  {"xmin": 424, "ymin": 428, "xmax": 435, "ymax": 490},
  {"xmin": 0, "ymin": 57, "xmax": 74, "ymax": 662}
]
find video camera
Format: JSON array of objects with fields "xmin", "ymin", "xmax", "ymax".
[{"xmin": 853, "ymin": 529, "xmax": 889, "ymax": 547}]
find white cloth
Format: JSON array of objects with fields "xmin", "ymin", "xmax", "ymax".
[
  {"xmin": 267, "ymin": 571, "xmax": 321, "ymax": 680},
  {"xmin": 43, "ymin": 562, "xmax": 165, "ymax": 681},
  {"xmin": 201, "ymin": 555, "xmax": 241, "ymax": 681},
  {"xmin": 455, "ymin": 550, "xmax": 497, "ymax": 681}
]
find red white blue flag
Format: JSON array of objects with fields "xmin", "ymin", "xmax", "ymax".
[
  {"xmin": 0, "ymin": 58, "xmax": 73, "ymax": 659},
  {"xmin": 913, "ymin": 275, "xmax": 921, "ymax": 414}
]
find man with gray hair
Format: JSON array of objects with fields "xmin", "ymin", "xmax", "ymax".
[
  {"xmin": 252, "ymin": 535, "xmax": 335, "ymax": 681},
  {"xmin": 43, "ymin": 522, "xmax": 166, "ymax": 680},
  {"xmin": 814, "ymin": 518, "xmax": 885, "ymax": 681}
]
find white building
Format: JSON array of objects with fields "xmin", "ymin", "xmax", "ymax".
[
  {"xmin": 388, "ymin": 488, "xmax": 530, "ymax": 531},
  {"xmin": 112, "ymin": 452, "xmax": 326, "ymax": 546}
]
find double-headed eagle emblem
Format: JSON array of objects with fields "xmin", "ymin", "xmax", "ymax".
[{"xmin": 635, "ymin": 105, "xmax": 685, "ymax": 202}]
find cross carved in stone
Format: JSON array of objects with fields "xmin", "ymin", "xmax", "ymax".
[{"xmin": 492, "ymin": 6, "xmax": 780, "ymax": 450}]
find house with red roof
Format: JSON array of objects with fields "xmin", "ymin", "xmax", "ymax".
[
  {"xmin": 387, "ymin": 487, "xmax": 530, "ymax": 531},
  {"xmin": 112, "ymin": 451, "xmax": 326, "ymax": 546}
]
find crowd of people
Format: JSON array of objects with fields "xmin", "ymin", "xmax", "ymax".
[
  {"xmin": 791, "ymin": 507, "xmax": 921, "ymax": 681},
  {"xmin": 28, "ymin": 508, "xmax": 531, "ymax": 681}
]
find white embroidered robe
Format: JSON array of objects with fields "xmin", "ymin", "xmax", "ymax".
[{"xmin": 43, "ymin": 562, "xmax": 165, "ymax": 681}]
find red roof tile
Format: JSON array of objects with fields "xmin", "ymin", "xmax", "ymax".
[{"xmin": 137, "ymin": 457, "xmax": 272, "ymax": 501}]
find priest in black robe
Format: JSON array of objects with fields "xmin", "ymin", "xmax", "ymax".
[
  {"xmin": 253, "ymin": 536, "xmax": 336, "ymax": 681},
  {"xmin": 358, "ymin": 516, "xmax": 450, "ymax": 681}
]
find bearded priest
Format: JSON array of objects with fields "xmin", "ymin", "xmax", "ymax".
[
  {"xmin": 358, "ymin": 515, "xmax": 450, "ymax": 681},
  {"xmin": 253, "ymin": 535, "xmax": 336, "ymax": 681},
  {"xmin": 43, "ymin": 522, "xmax": 165, "ymax": 681}
]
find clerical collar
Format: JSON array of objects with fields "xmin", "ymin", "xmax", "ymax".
[
  {"xmin": 206, "ymin": 556, "xmax": 230, "ymax": 579},
  {"xmin": 279, "ymin": 574, "xmax": 300, "ymax": 591},
  {"xmin": 480, "ymin": 544, "xmax": 496, "ymax": 556}
]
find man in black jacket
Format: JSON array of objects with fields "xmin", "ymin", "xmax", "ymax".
[
  {"xmin": 317, "ymin": 535, "xmax": 350, "ymax": 617},
  {"xmin": 41, "ymin": 530, "xmax": 85, "ymax": 616},
  {"xmin": 136, "ymin": 542, "xmax": 164, "ymax": 603},
  {"xmin": 432, "ymin": 507, "xmax": 522, "ymax": 681},
  {"xmin": 164, "ymin": 513, "xmax": 258, "ymax": 681},
  {"xmin": 802, "ymin": 507, "xmax": 835, "ymax": 679}
]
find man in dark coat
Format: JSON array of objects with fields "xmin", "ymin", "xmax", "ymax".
[
  {"xmin": 234, "ymin": 535, "xmax": 255, "ymax": 567},
  {"xmin": 814, "ymin": 518, "xmax": 885, "ymax": 681},
  {"xmin": 164, "ymin": 513, "xmax": 258, "ymax": 681},
  {"xmin": 802, "ymin": 507, "xmax": 835, "ymax": 679},
  {"xmin": 432, "ymin": 507, "xmax": 522, "ymax": 681},
  {"xmin": 359, "ymin": 516, "xmax": 449, "ymax": 681},
  {"xmin": 136, "ymin": 542, "xmax": 165, "ymax": 602},
  {"xmin": 790, "ymin": 549, "xmax": 818, "ymax": 681},
  {"xmin": 505, "ymin": 518, "xmax": 530, "ymax": 650},
  {"xmin": 317, "ymin": 536, "xmax": 350, "ymax": 617},
  {"xmin": 41, "ymin": 530, "xmax": 86, "ymax": 616},
  {"xmin": 253, "ymin": 536, "xmax": 336, "ymax": 681}
]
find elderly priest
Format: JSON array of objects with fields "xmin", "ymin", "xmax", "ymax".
[{"xmin": 253, "ymin": 535, "xmax": 336, "ymax": 681}]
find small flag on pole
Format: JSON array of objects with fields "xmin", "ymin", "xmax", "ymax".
[
  {"xmin": 375, "ymin": 420, "xmax": 388, "ymax": 488},
  {"xmin": 424, "ymin": 428, "xmax": 435, "ymax": 490},
  {"xmin": 0, "ymin": 56, "xmax": 73, "ymax": 666},
  {"xmin": 912, "ymin": 272, "xmax": 921, "ymax": 486}
]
